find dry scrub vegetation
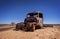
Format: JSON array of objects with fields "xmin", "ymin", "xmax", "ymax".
[{"xmin": 0, "ymin": 26, "xmax": 60, "ymax": 39}]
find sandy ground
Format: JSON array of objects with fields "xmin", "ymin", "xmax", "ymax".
[{"xmin": 0, "ymin": 26, "xmax": 60, "ymax": 39}]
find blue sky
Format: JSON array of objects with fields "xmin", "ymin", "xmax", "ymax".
[{"xmin": 0, "ymin": 0, "xmax": 60, "ymax": 24}]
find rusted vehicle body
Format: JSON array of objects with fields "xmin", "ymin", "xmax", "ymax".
[{"xmin": 16, "ymin": 12, "xmax": 43, "ymax": 31}]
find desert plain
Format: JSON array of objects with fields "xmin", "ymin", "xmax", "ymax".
[{"xmin": 0, "ymin": 24, "xmax": 60, "ymax": 39}]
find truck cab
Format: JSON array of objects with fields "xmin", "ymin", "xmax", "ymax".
[{"xmin": 26, "ymin": 12, "xmax": 43, "ymax": 27}]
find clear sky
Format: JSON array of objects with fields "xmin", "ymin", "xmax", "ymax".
[{"xmin": 0, "ymin": 0, "xmax": 60, "ymax": 24}]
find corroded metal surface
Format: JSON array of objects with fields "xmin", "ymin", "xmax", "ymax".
[{"xmin": 16, "ymin": 12, "xmax": 43, "ymax": 31}]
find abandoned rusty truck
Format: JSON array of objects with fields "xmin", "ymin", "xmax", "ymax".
[{"xmin": 16, "ymin": 12, "xmax": 43, "ymax": 31}]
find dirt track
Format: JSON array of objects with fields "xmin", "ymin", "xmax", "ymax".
[
  {"xmin": 0, "ymin": 27, "xmax": 60, "ymax": 39},
  {"xmin": 0, "ymin": 25, "xmax": 14, "ymax": 32}
]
